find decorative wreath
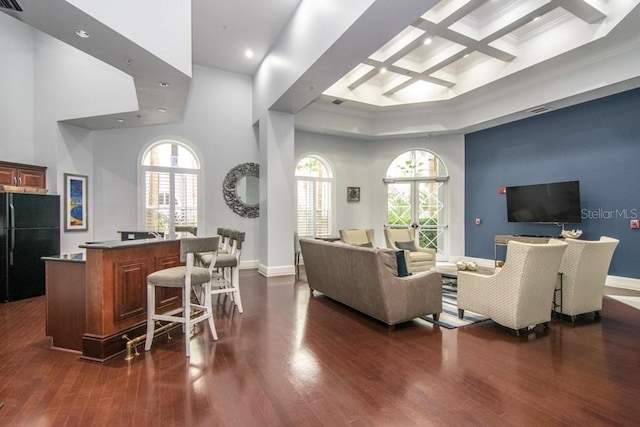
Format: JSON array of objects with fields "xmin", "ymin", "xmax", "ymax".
[{"xmin": 222, "ymin": 162, "xmax": 259, "ymax": 218}]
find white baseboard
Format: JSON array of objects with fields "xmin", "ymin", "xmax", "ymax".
[
  {"xmin": 258, "ymin": 263, "xmax": 295, "ymax": 277},
  {"xmin": 239, "ymin": 259, "xmax": 260, "ymax": 270},
  {"xmin": 606, "ymin": 275, "xmax": 640, "ymax": 291},
  {"xmin": 445, "ymin": 257, "xmax": 640, "ymax": 291}
]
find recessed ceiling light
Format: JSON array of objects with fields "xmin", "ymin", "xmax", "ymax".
[
  {"xmin": 423, "ymin": 37, "xmax": 433, "ymax": 45},
  {"xmin": 245, "ymin": 49, "xmax": 254, "ymax": 58},
  {"xmin": 380, "ymin": 67, "xmax": 387, "ymax": 74},
  {"xmin": 116, "ymin": 119, "xmax": 124, "ymax": 123},
  {"xmin": 75, "ymin": 29, "xmax": 90, "ymax": 39},
  {"xmin": 463, "ymin": 53, "xmax": 470, "ymax": 58},
  {"xmin": 158, "ymin": 82, "xmax": 169, "ymax": 88},
  {"xmin": 157, "ymin": 107, "xmax": 167, "ymax": 113}
]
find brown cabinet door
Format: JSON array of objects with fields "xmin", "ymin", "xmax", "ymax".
[
  {"xmin": 0, "ymin": 161, "xmax": 47, "ymax": 188},
  {"xmin": 0, "ymin": 164, "xmax": 18, "ymax": 186},
  {"xmin": 17, "ymin": 168, "xmax": 46, "ymax": 188}
]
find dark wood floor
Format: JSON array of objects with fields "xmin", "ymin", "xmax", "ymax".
[{"xmin": 1, "ymin": 269, "xmax": 639, "ymax": 426}]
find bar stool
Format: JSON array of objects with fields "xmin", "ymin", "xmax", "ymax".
[
  {"xmin": 144, "ymin": 236, "xmax": 219, "ymax": 357},
  {"xmin": 216, "ymin": 228, "xmax": 232, "ymax": 254},
  {"xmin": 198, "ymin": 230, "xmax": 244, "ymax": 313}
]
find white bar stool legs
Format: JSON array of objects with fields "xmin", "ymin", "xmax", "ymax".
[{"xmin": 144, "ymin": 237, "xmax": 219, "ymax": 357}]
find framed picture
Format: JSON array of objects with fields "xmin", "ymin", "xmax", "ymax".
[
  {"xmin": 347, "ymin": 186, "xmax": 360, "ymax": 202},
  {"xmin": 64, "ymin": 173, "xmax": 88, "ymax": 231}
]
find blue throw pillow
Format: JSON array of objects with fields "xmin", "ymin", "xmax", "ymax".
[
  {"xmin": 395, "ymin": 250, "xmax": 411, "ymax": 277},
  {"xmin": 395, "ymin": 240, "xmax": 418, "ymax": 252}
]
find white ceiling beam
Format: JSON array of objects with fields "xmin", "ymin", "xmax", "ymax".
[
  {"xmin": 555, "ymin": 0, "xmax": 606, "ymax": 23},
  {"xmin": 264, "ymin": 0, "xmax": 440, "ymax": 117}
]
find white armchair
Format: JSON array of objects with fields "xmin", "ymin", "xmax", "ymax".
[
  {"xmin": 457, "ymin": 239, "xmax": 568, "ymax": 334},
  {"xmin": 339, "ymin": 229, "xmax": 376, "ymax": 247},
  {"xmin": 383, "ymin": 227, "xmax": 436, "ymax": 273},
  {"xmin": 556, "ymin": 236, "xmax": 619, "ymax": 321}
]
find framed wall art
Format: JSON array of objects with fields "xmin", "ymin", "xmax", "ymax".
[
  {"xmin": 347, "ymin": 186, "xmax": 360, "ymax": 202},
  {"xmin": 64, "ymin": 173, "xmax": 88, "ymax": 231}
]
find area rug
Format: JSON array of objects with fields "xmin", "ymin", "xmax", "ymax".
[{"xmin": 420, "ymin": 284, "xmax": 489, "ymax": 329}]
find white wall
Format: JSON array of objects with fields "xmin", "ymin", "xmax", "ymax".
[
  {"xmin": 91, "ymin": 66, "xmax": 261, "ymax": 262},
  {"xmin": 0, "ymin": 14, "xmax": 103, "ymax": 253},
  {"xmin": 295, "ymin": 131, "xmax": 376, "ymax": 234},
  {"xmin": 0, "ymin": 13, "xmax": 36, "ymax": 164},
  {"xmin": 32, "ymin": 29, "xmax": 138, "ymax": 252},
  {"xmin": 294, "ymin": 131, "xmax": 465, "ymax": 258}
]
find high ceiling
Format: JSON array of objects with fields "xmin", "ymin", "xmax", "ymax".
[
  {"xmin": 192, "ymin": 0, "xmax": 303, "ymax": 77},
  {"xmin": 192, "ymin": 0, "xmax": 637, "ymax": 113},
  {"xmin": 2, "ymin": 0, "xmax": 640, "ymax": 134}
]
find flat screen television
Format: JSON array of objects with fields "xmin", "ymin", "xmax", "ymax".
[{"xmin": 506, "ymin": 180, "xmax": 581, "ymax": 223}]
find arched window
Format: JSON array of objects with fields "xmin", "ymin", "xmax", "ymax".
[
  {"xmin": 384, "ymin": 149, "xmax": 448, "ymax": 255},
  {"xmin": 139, "ymin": 140, "xmax": 201, "ymax": 236},
  {"xmin": 295, "ymin": 155, "xmax": 334, "ymax": 238}
]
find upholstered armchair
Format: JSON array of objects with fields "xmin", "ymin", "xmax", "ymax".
[
  {"xmin": 556, "ymin": 236, "xmax": 619, "ymax": 321},
  {"xmin": 383, "ymin": 227, "xmax": 436, "ymax": 273},
  {"xmin": 339, "ymin": 229, "xmax": 376, "ymax": 247},
  {"xmin": 457, "ymin": 239, "xmax": 568, "ymax": 334}
]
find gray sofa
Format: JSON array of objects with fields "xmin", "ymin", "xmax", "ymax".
[{"xmin": 300, "ymin": 239, "xmax": 442, "ymax": 329}]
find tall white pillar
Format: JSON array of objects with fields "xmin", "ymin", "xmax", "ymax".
[{"xmin": 258, "ymin": 110, "xmax": 295, "ymax": 276}]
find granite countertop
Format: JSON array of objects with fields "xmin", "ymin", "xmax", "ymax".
[
  {"xmin": 79, "ymin": 237, "xmax": 177, "ymax": 250},
  {"xmin": 42, "ymin": 252, "xmax": 86, "ymax": 262}
]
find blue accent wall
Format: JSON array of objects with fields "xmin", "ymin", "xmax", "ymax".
[{"xmin": 465, "ymin": 88, "xmax": 640, "ymax": 278}]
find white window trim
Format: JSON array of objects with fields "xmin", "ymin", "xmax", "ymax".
[
  {"xmin": 295, "ymin": 154, "xmax": 336, "ymax": 238},
  {"xmin": 137, "ymin": 138, "xmax": 204, "ymax": 237}
]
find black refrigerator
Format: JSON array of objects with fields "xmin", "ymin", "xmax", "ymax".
[{"xmin": 0, "ymin": 193, "xmax": 60, "ymax": 302}]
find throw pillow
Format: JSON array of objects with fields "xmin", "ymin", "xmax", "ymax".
[
  {"xmin": 395, "ymin": 250, "xmax": 411, "ymax": 277},
  {"xmin": 357, "ymin": 242, "xmax": 373, "ymax": 248},
  {"xmin": 395, "ymin": 240, "xmax": 418, "ymax": 252}
]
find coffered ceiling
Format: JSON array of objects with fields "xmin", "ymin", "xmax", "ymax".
[{"xmin": 324, "ymin": 0, "xmax": 611, "ymax": 108}]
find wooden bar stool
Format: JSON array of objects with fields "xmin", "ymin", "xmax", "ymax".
[{"xmin": 144, "ymin": 236, "xmax": 219, "ymax": 357}]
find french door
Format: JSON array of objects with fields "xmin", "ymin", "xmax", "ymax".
[{"xmin": 386, "ymin": 178, "xmax": 447, "ymax": 255}]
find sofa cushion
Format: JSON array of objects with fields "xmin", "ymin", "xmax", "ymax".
[
  {"xmin": 409, "ymin": 251, "xmax": 435, "ymax": 262},
  {"xmin": 395, "ymin": 251, "xmax": 410, "ymax": 277},
  {"xmin": 395, "ymin": 240, "xmax": 418, "ymax": 252}
]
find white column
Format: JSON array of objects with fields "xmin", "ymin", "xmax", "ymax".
[{"xmin": 258, "ymin": 110, "xmax": 295, "ymax": 276}]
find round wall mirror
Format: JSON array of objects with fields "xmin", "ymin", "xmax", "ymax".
[
  {"xmin": 237, "ymin": 175, "xmax": 259, "ymax": 206},
  {"xmin": 223, "ymin": 162, "xmax": 259, "ymax": 218}
]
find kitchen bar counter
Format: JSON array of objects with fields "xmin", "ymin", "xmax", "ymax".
[{"xmin": 44, "ymin": 238, "xmax": 182, "ymax": 361}]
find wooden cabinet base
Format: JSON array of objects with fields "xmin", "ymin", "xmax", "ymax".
[
  {"xmin": 81, "ymin": 323, "xmax": 148, "ymax": 362},
  {"xmin": 45, "ymin": 259, "xmax": 86, "ymax": 352},
  {"xmin": 44, "ymin": 239, "xmax": 182, "ymax": 362}
]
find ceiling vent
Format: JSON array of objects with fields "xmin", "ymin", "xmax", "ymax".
[
  {"xmin": 529, "ymin": 105, "xmax": 552, "ymax": 114},
  {"xmin": 332, "ymin": 99, "xmax": 344, "ymax": 105},
  {"xmin": 0, "ymin": 0, "xmax": 22, "ymax": 11}
]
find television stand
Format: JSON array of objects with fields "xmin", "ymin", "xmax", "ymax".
[{"xmin": 494, "ymin": 234, "xmax": 552, "ymax": 266}]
